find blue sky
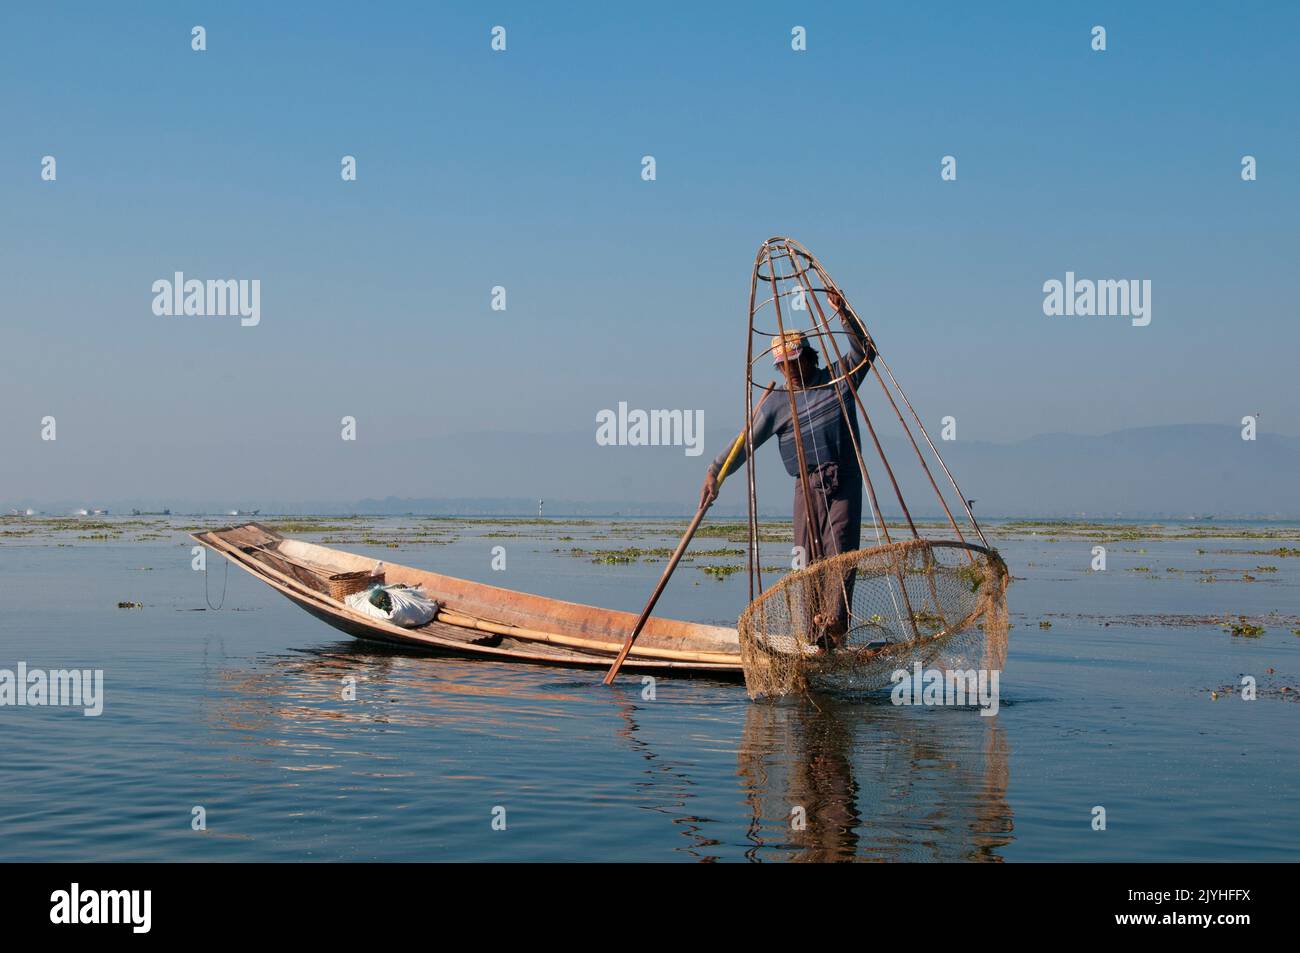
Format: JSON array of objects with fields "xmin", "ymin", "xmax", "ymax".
[{"xmin": 2, "ymin": 2, "xmax": 1297, "ymax": 503}]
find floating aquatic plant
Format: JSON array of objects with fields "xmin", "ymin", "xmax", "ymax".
[{"xmin": 1223, "ymin": 617, "xmax": 1264, "ymax": 638}]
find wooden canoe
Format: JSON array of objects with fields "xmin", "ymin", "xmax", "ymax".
[{"xmin": 193, "ymin": 523, "xmax": 743, "ymax": 677}]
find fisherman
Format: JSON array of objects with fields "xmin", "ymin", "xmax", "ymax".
[{"xmin": 699, "ymin": 290, "xmax": 876, "ymax": 649}]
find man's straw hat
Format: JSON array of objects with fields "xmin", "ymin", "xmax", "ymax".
[{"xmin": 770, "ymin": 330, "xmax": 805, "ymax": 365}]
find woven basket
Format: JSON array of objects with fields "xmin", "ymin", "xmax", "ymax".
[{"xmin": 328, "ymin": 569, "xmax": 383, "ymax": 601}]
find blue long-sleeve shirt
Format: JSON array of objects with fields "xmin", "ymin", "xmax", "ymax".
[{"xmin": 710, "ymin": 318, "xmax": 875, "ymax": 481}]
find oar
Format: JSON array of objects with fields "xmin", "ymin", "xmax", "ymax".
[{"xmin": 602, "ymin": 384, "xmax": 775, "ymax": 685}]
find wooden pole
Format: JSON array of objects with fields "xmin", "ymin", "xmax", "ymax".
[{"xmin": 602, "ymin": 385, "xmax": 773, "ymax": 685}]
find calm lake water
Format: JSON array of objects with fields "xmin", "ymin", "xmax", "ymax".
[{"xmin": 2, "ymin": 515, "xmax": 1298, "ymax": 862}]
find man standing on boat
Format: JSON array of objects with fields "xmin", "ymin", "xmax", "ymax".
[{"xmin": 699, "ymin": 290, "xmax": 875, "ymax": 648}]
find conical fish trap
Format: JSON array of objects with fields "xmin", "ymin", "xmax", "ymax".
[
  {"xmin": 737, "ymin": 540, "xmax": 1009, "ymax": 699},
  {"xmin": 731, "ymin": 238, "xmax": 1010, "ymax": 699}
]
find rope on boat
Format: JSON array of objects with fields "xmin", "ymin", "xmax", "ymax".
[{"xmin": 205, "ymin": 557, "xmax": 229, "ymax": 610}]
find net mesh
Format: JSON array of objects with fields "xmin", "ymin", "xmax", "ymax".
[{"xmin": 737, "ymin": 540, "xmax": 1009, "ymax": 699}]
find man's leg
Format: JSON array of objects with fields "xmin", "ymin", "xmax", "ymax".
[
  {"xmin": 819, "ymin": 477, "xmax": 863, "ymax": 644},
  {"xmin": 793, "ymin": 482, "xmax": 812, "ymax": 566},
  {"xmin": 794, "ymin": 481, "xmax": 835, "ymax": 649},
  {"xmin": 792, "ymin": 485, "xmax": 814, "ymax": 646}
]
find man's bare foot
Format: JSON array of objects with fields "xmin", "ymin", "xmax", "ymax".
[{"xmin": 813, "ymin": 615, "xmax": 848, "ymax": 652}]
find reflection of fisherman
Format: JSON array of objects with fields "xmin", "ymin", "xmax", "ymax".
[
  {"xmin": 736, "ymin": 695, "xmax": 1014, "ymax": 861},
  {"xmin": 699, "ymin": 290, "xmax": 876, "ymax": 648}
]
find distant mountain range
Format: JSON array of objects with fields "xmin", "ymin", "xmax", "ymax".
[
  {"xmin": 929, "ymin": 424, "xmax": 1298, "ymax": 519},
  {"xmin": 5, "ymin": 424, "xmax": 1297, "ymax": 519}
]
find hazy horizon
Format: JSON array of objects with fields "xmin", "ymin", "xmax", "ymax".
[{"xmin": 7, "ymin": 421, "xmax": 1299, "ymax": 519}]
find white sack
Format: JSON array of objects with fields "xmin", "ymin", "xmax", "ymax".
[{"xmin": 346, "ymin": 585, "xmax": 439, "ymax": 628}]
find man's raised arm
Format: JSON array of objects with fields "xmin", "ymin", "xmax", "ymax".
[{"xmin": 827, "ymin": 289, "xmax": 876, "ymax": 385}]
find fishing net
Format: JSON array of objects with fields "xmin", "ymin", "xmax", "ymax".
[{"xmin": 737, "ymin": 540, "xmax": 1009, "ymax": 699}]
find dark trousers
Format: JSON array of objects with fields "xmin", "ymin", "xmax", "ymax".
[{"xmin": 792, "ymin": 462, "xmax": 862, "ymax": 638}]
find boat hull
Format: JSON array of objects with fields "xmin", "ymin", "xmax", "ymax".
[{"xmin": 194, "ymin": 522, "xmax": 743, "ymax": 677}]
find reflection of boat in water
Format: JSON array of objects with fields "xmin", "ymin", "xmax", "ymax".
[{"xmin": 738, "ymin": 696, "xmax": 1013, "ymax": 861}]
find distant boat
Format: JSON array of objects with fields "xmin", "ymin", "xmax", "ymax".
[{"xmin": 227, "ymin": 509, "xmax": 261, "ymax": 517}]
